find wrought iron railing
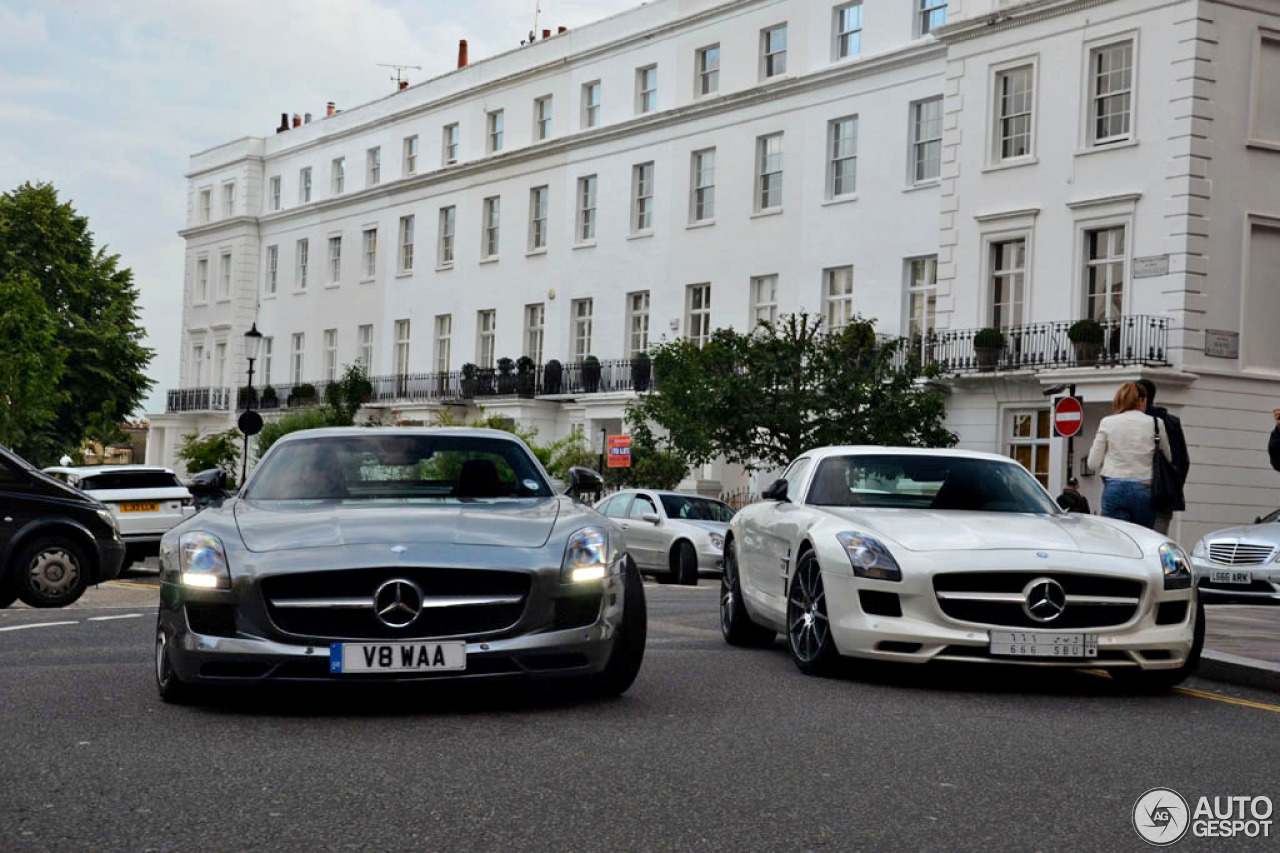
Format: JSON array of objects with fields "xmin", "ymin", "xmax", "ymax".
[{"xmin": 166, "ymin": 387, "xmax": 232, "ymax": 413}]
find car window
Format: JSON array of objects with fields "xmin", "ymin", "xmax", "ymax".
[
  {"xmin": 783, "ymin": 458, "xmax": 811, "ymax": 503},
  {"xmin": 604, "ymin": 494, "xmax": 633, "ymax": 518},
  {"xmin": 0, "ymin": 459, "xmax": 24, "ymax": 486},
  {"xmin": 658, "ymin": 494, "xmax": 734, "ymax": 522},
  {"xmin": 80, "ymin": 471, "xmax": 183, "ymax": 490},
  {"xmin": 628, "ymin": 494, "xmax": 658, "ymax": 519}
]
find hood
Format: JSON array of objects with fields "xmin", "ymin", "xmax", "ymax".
[
  {"xmin": 816, "ymin": 508, "xmax": 1143, "ymax": 558},
  {"xmin": 234, "ymin": 498, "xmax": 561, "ymax": 552},
  {"xmin": 1196, "ymin": 523, "xmax": 1280, "ymax": 544}
]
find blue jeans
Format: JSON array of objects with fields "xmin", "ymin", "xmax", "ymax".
[{"xmin": 1101, "ymin": 479, "xmax": 1155, "ymax": 529}]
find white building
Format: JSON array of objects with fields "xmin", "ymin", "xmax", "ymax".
[{"xmin": 150, "ymin": 0, "xmax": 1280, "ymax": 546}]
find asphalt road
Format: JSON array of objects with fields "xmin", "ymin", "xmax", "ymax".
[{"xmin": 2, "ymin": 574, "xmax": 1279, "ymax": 853}]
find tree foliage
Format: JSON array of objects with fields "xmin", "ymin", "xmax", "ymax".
[
  {"xmin": 626, "ymin": 313, "xmax": 956, "ymax": 471},
  {"xmin": 255, "ymin": 407, "xmax": 347, "ymax": 458},
  {"xmin": 0, "ymin": 273, "xmax": 67, "ymax": 449},
  {"xmin": 176, "ymin": 429, "xmax": 243, "ymax": 481}
]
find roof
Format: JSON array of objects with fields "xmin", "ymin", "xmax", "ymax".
[
  {"xmin": 41, "ymin": 465, "xmax": 175, "ymax": 476},
  {"xmin": 273, "ymin": 426, "xmax": 532, "ymax": 443},
  {"xmin": 797, "ymin": 446, "xmax": 1019, "ymax": 464}
]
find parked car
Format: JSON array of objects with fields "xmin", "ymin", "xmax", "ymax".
[
  {"xmin": 1190, "ymin": 511, "xmax": 1280, "ymax": 603},
  {"xmin": 42, "ymin": 465, "xmax": 194, "ymax": 570},
  {"xmin": 595, "ymin": 490, "xmax": 733, "ymax": 585},
  {"xmin": 0, "ymin": 446, "xmax": 126, "ymax": 608},
  {"xmin": 154, "ymin": 428, "xmax": 645, "ymax": 703},
  {"xmin": 720, "ymin": 446, "xmax": 1203, "ymax": 691}
]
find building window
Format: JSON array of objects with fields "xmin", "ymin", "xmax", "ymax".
[
  {"xmin": 632, "ymin": 163, "xmax": 654, "ymax": 233},
  {"xmin": 995, "ymin": 65, "xmax": 1034, "ymax": 161},
  {"xmin": 331, "ymin": 157, "xmax": 345, "ymax": 195},
  {"xmin": 291, "ymin": 333, "xmax": 305, "ymax": 384},
  {"xmin": 686, "ymin": 283, "xmax": 712, "ymax": 347},
  {"xmin": 191, "ymin": 343, "xmax": 205, "ymax": 386},
  {"xmin": 265, "ymin": 245, "xmax": 278, "ymax": 295},
  {"xmin": 214, "ymin": 341, "xmax": 227, "ymax": 388},
  {"xmin": 261, "ymin": 337, "xmax": 273, "ymax": 385},
  {"xmin": 919, "ymin": 0, "xmax": 947, "ymax": 36},
  {"xmin": 756, "ymin": 133, "xmax": 783, "ymax": 212},
  {"xmin": 296, "ymin": 239, "xmax": 309, "ymax": 290},
  {"xmin": 269, "ymin": 176, "xmax": 281, "ymax": 211},
  {"xmin": 1253, "ymin": 35, "xmax": 1280, "ymax": 144},
  {"xmin": 199, "ymin": 189, "xmax": 211, "ymax": 223},
  {"xmin": 218, "ymin": 251, "xmax": 232, "ymax": 300},
  {"xmin": 438, "ymin": 206, "xmax": 455, "ymax": 267},
  {"xmin": 908, "ymin": 256, "xmax": 938, "ymax": 358},
  {"xmin": 1085, "ymin": 226, "xmax": 1126, "ymax": 322},
  {"xmin": 476, "ymin": 310, "xmax": 496, "ymax": 369},
  {"xmin": 1008, "ymin": 410, "xmax": 1051, "ymax": 488},
  {"xmin": 828, "ymin": 116, "xmax": 858, "ymax": 198},
  {"xmin": 482, "ymin": 197, "xmax": 501, "ymax": 259},
  {"xmin": 434, "ymin": 314, "xmax": 452, "ymax": 373},
  {"xmin": 691, "ymin": 149, "xmax": 715, "ymax": 223},
  {"xmin": 911, "ymin": 97, "xmax": 943, "ymax": 184},
  {"xmin": 357, "ymin": 324, "xmax": 373, "ymax": 371},
  {"xmin": 697, "ymin": 45, "xmax": 720, "ymax": 96},
  {"xmin": 299, "ymin": 168, "xmax": 311, "ymax": 204},
  {"xmin": 528, "ymin": 186, "xmax": 549, "ymax": 251},
  {"xmin": 1089, "ymin": 41, "xmax": 1134, "ymax": 145},
  {"xmin": 323, "ymin": 328, "xmax": 338, "ymax": 382},
  {"xmin": 524, "ymin": 303, "xmax": 545, "ymax": 363},
  {"xmin": 751, "ymin": 274, "xmax": 778, "ymax": 326},
  {"xmin": 577, "ymin": 175, "xmax": 597, "ymax": 242},
  {"xmin": 367, "ymin": 146, "xmax": 381, "ymax": 185},
  {"xmin": 824, "ymin": 266, "xmax": 854, "ymax": 331},
  {"xmin": 834, "ymin": 3, "xmax": 863, "ymax": 59},
  {"xmin": 582, "ymin": 81, "xmax": 601, "ymax": 128},
  {"xmin": 362, "ymin": 228, "xmax": 377, "ymax": 278},
  {"xmin": 394, "ymin": 319, "xmax": 411, "ymax": 376},
  {"xmin": 636, "ymin": 65, "xmax": 657, "ymax": 114},
  {"xmin": 762, "ymin": 24, "xmax": 788, "ymax": 79},
  {"xmin": 487, "ymin": 110, "xmax": 504, "ymax": 153},
  {"xmin": 535, "ymin": 95, "xmax": 553, "ymax": 140},
  {"xmin": 442, "ymin": 123, "xmax": 459, "ymax": 165},
  {"xmin": 222, "ymin": 182, "xmax": 235, "ymax": 217},
  {"xmin": 399, "ymin": 215, "xmax": 415, "ymax": 272},
  {"xmin": 991, "ymin": 238, "xmax": 1027, "ymax": 329},
  {"xmin": 195, "ymin": 258, "xmax": 208, "ymax": 303},
  {"xmin": 328, "ymin": 236, "xmax": 342, "ymax": 285},
  {"xmin": 572, "ymin": 299, "xmax": 594, "ymax": 360},
  {"xmin": 627, "ymin": 291, "xmax": 650, "ymax": 357},
  {"xmin": 404, "ymin": 135, "xmax": 419, "ymax": 175}
]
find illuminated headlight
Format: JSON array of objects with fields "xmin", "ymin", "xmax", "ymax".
[
  {"xmin": 708, "ymin": 532, "xmax": 724, "ymax": 551},
  {"xmin": 95, "ymin": 508, "xmax": 119, "ymax": 535},
  {"xmin": 1191, "ymin": 538, "xmax": 1206, "ymax": 558},
  {"xmin": 562, "ymin": 527, "xmax": 609, "ymax": 583},
  {"xmin": 836, "ymin": 532, "xmax": 902, "ymax": 581},
  {"xmin": 1159, "ymin": 542, "xmax": 1192, "ymax": 590},
  {"xmin": 179, "ymin": 532, "xmax": 231, "ymax": 589}
]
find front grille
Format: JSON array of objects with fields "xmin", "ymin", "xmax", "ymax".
[
  {"xmin": 933, "ymin": 572, "xmax": 1142, "ymax": 629},
  {"xmin": 261, "ymin": 567, "xmax": 531, "ymax": 640},
  {"xmin": 1207, "ymin": 542, "xmax": 1275, "ymax": 566}
]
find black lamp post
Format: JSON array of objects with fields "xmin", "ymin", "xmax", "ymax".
[{"xmin": 241, "ymin": 323, "xmax": 264, "ymax": 484}]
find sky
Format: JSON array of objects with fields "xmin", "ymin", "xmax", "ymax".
[{"xmin": 0, "ymin": 0, "xmax": 638, "ymax": 416}]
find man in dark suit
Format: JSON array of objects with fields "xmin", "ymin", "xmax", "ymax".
[
  {"xmin": 1137, "ymin": 379, "xmax": 1188, "ymax": 535},
  {"xmin": 1056, "ymin": 477, "xmax": 1091, "ymax": 514}
]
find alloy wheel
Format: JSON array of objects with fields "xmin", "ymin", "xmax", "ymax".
[
  {"xmin": 720, "ymin": 547, "xmax": 738, "ymax": 636},
  {"xmin": 787, "ymin": 556, "xmax": 829, "ymax": 664}
]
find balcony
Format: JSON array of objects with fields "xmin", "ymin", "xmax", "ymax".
[{"xmin": 166, "ymin": 387, "xmax": 233, "ymax": 413}]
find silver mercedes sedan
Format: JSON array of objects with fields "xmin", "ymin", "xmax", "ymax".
[
  {"xmin": 595, "ymin": 490, "xmax": 734, "ymax": 585},
  {"xmin": 1191, "ymin": 508, "xmax": 1280, "ymax": 603},
  {"xmin": 154, "ymin": 428, "xmax": 646, "ymax": 703}
]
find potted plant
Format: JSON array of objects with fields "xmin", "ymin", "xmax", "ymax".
[
  {"xmin": 290, "ymin": 382, "xmax": 317, "ymax": 406},
  {"xmin": 461, "ymin": 363, "xmax": 478, "ymax": 398},
  {"xmin": 972, "ymin": 328, "xmax": 1005, "ymax": 371},
  {"xmin": 1068, "ymin": 318, "xmax": 1105, "ymax": 365},
  {"xmin": 238, "ymin": 385, "xmax": 258, "ymax": 410},
  {"xmin": 516, "ymin": 356, "xmax": 536, "ymax": 397},
  {"xmin": 631, "ymin": 352, "xmax": 652, "ymax": 392},
  {"xmin": 543, "ymin": 359, "xmax": 563, "ymax": 395},
  {"xmin": 582, "ymin": 355, "xmax": 601, "ymax": 393},
  {"xmin": 260, "ymin": 385, "xmax": 279, "ymax": 409},
  {"xmin": 495, "ymin": 357, "xmax": 516, "ymax": 394}
]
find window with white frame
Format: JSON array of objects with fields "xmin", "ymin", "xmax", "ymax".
[
  {"xmin": 296, "ymin": 239, "xmax": 309, "ymax": 290},
  {"xmin": 367, "ymin": 146, "xmax": 381, "ymax": 185},
  {"xmin": 199, "ymin": 189, "xmax": 211, "ymax": 223},
  {"xmin": 394, "ymin": 319, "xmax": 411, "ymax": 375},
  {"xmin": 362, "ymin": 228, "xmax": 377, "ymax": 278},
  {"xmin": 1008, "ymin": 409, "xmax": 1051, "ymax": 488},
  {"xmin": 990, "ymin": 238, "xmax": 1026, "ymax": 329},
  {"xmin": 697, "ymin": 45, "xmax": 720, "ymax": 95},
  {"xmin": 824, "ymin": 266, "xmax": 854, "ymax": 331},
  {"xmin": 636, "ymin": 65, "xmax": 657, "ymax": 114},
  {"xmin": 577, "ymin": 175, "xmax": 597, "ymax": 242},
  {"xmin": 331, "ymin": 157, "xmax": 345, "ymax": 195},
  {"xmin": 214, "ymin": 341, "xmax": 227, "ymax": 388},
  {"xmin": 265, "ymin": 245, "xmax": 278, "ymax": 295},
  {"xmin": 404, "ymin": 135, "xmax": 419, "ymax": 175},
  {"xmin": 1089, "ymin": 41, "xmax": 1134, "ymax": 145},
  {"xmin": 907, "ymin": 256, "xmax": 938, "ymax": 357},
  {"xmin": 535, "ymin": 95, "xmax": 553, "ymax": 140},
  {"xmin": 1084, "ymin": 226, "xmax": 1126, "ymax": 322},
  {"xmin": 632, "ymin": 163, "xmax": 654, "ymax": 233},
  {"xmin": 442, "ymin": 123, "xmax": 459, "ymax": 165},
  {"xmin": 218, "ymin": 251, "xmax": 231, "ymax": 300},
  {"xmin": 572, "ymin": 299, "xmax": 594, "ymax": 360},
  {"xmin": 762, "ymin": 25, "xmax": 788, "ymax": 79},
  {"xmin": 691, "ymin": 149, "xmax": 715, "ymax": 222},
  {"xmin": 328, "ymin": 236, "xmax": 342, "ymax": 285},
  {"xmin": 299, "ymin": 168, "xmax": 311, "ymax": 203},
  {"xmin": 686, "ymin": 283, "xmax": 712, "ymax": 347},
  {"xmin": 482, "ymin": 197, "xmax": 501, "ymax": 258},
  {"xmin": 529, "ymin": 186, "xmax": 549, "ymax": 251},
  {"xmin": 357, "ymin": 324, "xmax": 373, "ymax": 372},
  {"xmin": 910, "ymin": 97, "xmax": 943, "ymax": 184},
  {"xmin": 222, "ymin": 182, "xmax": 235, "ymax": 217},
  {"xmin": 399, "ymin": 215, "xmax": 415, "ymax": 272},
  {"xmin": 627, "ymin": 291, "xmax": 650, "ymax": 356},
  {"xmin": 995, "ymin": 65, "xmax": 1034, "ymax": 161},
  {"xmin": 756, "ymin": 133, "xmax": 783, "ymax": 211},
  {"xmin": 524, "ymin": 303, "xmax": 545, "ymax": 363},
  {"xmin": 476, "ymin": 310, "xmax": 496, "ymax": 368},
  {"xmin": 751, "ymin": 274, "xmax": 778, "ymax": 326},
  {"xmin": 582, "ymin": 81, "xmax": 601, "ymax": 128},
  {"xmin": 434, "ymin": 314, "xmax": 452, "ymax": 373},
  {"xmin": 438, "ymin": 206, "xmax": 455, "ymax": 266},
  {"xmin": 261, "ymin": 337, "xmax": 273, "ymax": 385},
  {"xmin": 195, "ymin": 257, "xmax": 208, "ymax": 303},
  {"xmin": 919, "ymin": 0, "xmax": 947, "ymax": 36},
  {"xmin": 834, "ymin": 3, "xmax": 863, "ymax": 59},
  {"xmin": 487, "ymin": 110, "xmax": 504, "ymax": 153},
  {"xmin": 291, "ymin": 333, "xmax": 305, "ymax": 384},
  {"xmin": 1253, "ymin": 36, "xmax": 1280, "ymax": 144},
  {"xmin": 828, "ymin": 116, "xmax": 858, "ymax": 197},
  {"xmin": 323, "ymin": 328, "xmax": 338, "ymax": 382},
  {"xmin": 191, "ymin": 343, "xmax": 205, "ymax": 386},
  {"xmin": 269, "ymin": 176, "xmax": 281, "ymax": 211}
]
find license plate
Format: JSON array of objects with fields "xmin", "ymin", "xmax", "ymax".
[
  {"xmin": 119, "ymin": 502, "xmax": 158, "ymax": 513},
  {"xmin": 990, "ymin": 631, "xmax": 1098, "ymax": 658},
  {"xmin": 329, "ymin": 642, "xmax": 466, "ymax": 674},
  {"xmin": 1211, "ymin": 569, "xmax": 1252, "ymax": 585}
]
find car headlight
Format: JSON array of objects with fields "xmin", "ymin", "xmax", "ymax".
[
  {"xmin": 95, "ymin": 508, "xmax": 119, "ymax": 535},
  {"xmin": 708, "ymin": 532, "xmax": 724, "ymax": 551},
  {"xmin": 836, "ymin": 532, "xmax": 902, "ymax": 581},
  {"xmin": 1191, "ymin": 538, "xmax": 1206, "ymax": 558},
  {"xmin": 562, "ymin": 526, "xmax": 609, "ymax": 583},
  {"xmin": 1159, "ymin": 542, "xmax": 1192, "ymax": 590},
  {"xmin": 179, "ymin": 532, "xmax": 231, "ymax": 589}
]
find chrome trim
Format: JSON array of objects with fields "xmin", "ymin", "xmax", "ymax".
[
  {"xmin": 270, "ymin": 594, "xmax": 524, "ymax": 610},
  {"xmin": 936, "ymin": 591, "xmax": 1139, "ymax": 606}
]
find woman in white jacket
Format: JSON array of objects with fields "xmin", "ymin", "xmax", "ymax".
[{"xmin": 1086, "ymin": 381, "xmax": 1171, "ymax": 529}]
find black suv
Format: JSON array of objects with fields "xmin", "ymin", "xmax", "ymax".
[{"xmin": 0, "ymin": 446, "xmax": 126, "ymax": 608}]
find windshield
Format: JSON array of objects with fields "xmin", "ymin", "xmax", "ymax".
[
  {"xmin": 245, "ymin": 433, "xmax": 553, "ymax": 502},
  {"xmin": 805, "ymin": 454, "xmax": 1060, "ymax": 514},
  {"xmin": 659, "ymin": 494, "xmax": 735, "ymax": 522}
]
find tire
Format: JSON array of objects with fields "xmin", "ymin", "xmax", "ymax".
[
  {"xmin": 155, "ymin": 625, "xmax": 202, "ymax": 705},
  {"xmin": 786, "ymin": 550, "xmax": 841, "ymax": 676},
  {"xmin": 577, "ymin": 557, "xmax": 647, "ymax": 699},
  {"xmin": 720, "ymin": 538, "xmax": 776, "ymax": 648},
  {"xmin": 1113, "ymin": 599, "xmax": 1205, "ymax": 693},
  {"xmin": 672, "ymin": 541, "xmax": 699, "ymax": 586},
  {"xmin": 13, "ymin": 538, "xmax": 90, "ymax": 608}
]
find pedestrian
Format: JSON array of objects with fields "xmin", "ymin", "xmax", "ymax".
[
  {"xmin": 1270, "ymin": 408, "xmax": 1280, "ymax": 472},
  {"xmin": 1086, "ymin": 381, "xmax": 1172, "ymax": 529},
  {"xmin": 1056, "ymin": 476, "xmax": 1091, "ymax": 514},
  {"xmin": 1136, "ymin": 379, "xmax": 1188, "ymax": 535}
]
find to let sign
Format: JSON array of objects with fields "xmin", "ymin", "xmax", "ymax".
[
  {"xmin": 607, "ymin": 434, "xmax": 632, "ymax": 468},
  {"xmin": 1052, "ymin": 396, "xmax": 1084, "ymax": 439}
]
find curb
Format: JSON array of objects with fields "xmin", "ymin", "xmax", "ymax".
[{"xmin": 1197, "ymin": 650, "xmax": 1280, "ymax": 694}]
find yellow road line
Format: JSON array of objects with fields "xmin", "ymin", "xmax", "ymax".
[
  {"xmin": 106, "ymin": 580, "xmax": 160, "ymax": 590},
  {"xmin": 1174, "ymin": 686, "xmax": 1280, "ymax": 714}
]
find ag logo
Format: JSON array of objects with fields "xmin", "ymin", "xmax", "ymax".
[{"xmin": 1133, "ymin": 788, "xmax": 1190, "ymax": 846}]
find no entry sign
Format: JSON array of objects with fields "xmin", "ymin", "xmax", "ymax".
[{"xmin": 1052, "ymin": 396, "xmax": 1084, "ymax": 438}]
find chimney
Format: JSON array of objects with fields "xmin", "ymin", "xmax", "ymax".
[
  {"xmin": 326, "ymin": 101, "xmax": 336, "ymax": 117},
  {"xmin": 304, "ymin": 112, "xmax": 312, "ymax": 124},
  {"xmin": 291, "ymin": 113, "xmax": 301, "ymax": 128},
  {"xmin": 457, "ymin": 39, "xmax": 469, "ymax": 68},
  {"xmin": 558, "ymin": 26, "xmax": 567, "ymax": 34},
  {"xmin": 542, "ymin": 29, "xmax": 550, "ymax": 39},
  {"xmin": 399, "ymin": 80, "xmax": 409, "ymax": 91},
  {"xmin": 276, "ymin": 112, "xmax": 289, "ymax": 133}
]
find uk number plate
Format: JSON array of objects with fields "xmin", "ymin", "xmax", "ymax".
[
  {"xmin": 1210, "ymin": 570, "xmax": 1252, "ymax": 585},
  {"xmin": 119, "ymin": 502, "xmax": 158, "ymax": 513},
  {"xmin": 329, "ymin": 642, "xmax": 466, "ymax": 673},
  {"xmin": 989, "ymin": 631, "xmax": 1098, "ymax": 659}
]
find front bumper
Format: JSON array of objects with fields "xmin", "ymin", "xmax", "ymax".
[
  {"xmin": 696, "ymin": 543, "xmax": 724, "ymax": 574},
  {"xmin": 96, "ymin": 537, "xmax": 127, "ymax": 583},
  {"xmin": 1192, "ymin": 558, "xmax": 1280, "ymax": 602}
]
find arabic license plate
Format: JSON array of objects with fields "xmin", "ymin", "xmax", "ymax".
[
  {"xmin": 1211, "ymin": 569, "xmax": 1252, "ymax": 585},
  {"xmin": 329, "ymin": 642, "xmax": 466, "ymax": 674},
  {"xmin": 118, "ymin": 502, "xmax": 158, "ymax": 513},
  {"xmin": 990, "ymin": 631, "xmax": 1098, "ymax": 659}
]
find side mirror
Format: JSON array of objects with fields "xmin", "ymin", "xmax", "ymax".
[
  {"xmin": 566, "ymin": 466, "xmax": 604, "ymax": 498},
  {"xmin": 641, "ymin": 512, "xmax": 661, "ymax": 525},
  {"xmin": 762, "ymin": 478, "xmax": 789, "ymax": 502}
]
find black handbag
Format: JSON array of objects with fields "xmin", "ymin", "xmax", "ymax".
[{"xmin": 1151, "ymin": 417, "xmax": 1183, "ymax": 515}]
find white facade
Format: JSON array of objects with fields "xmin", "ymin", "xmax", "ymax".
[{"xmin": 151, "ymin": 0, "xmax": 1280, "ymax": 546}]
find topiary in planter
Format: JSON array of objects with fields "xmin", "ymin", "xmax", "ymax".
[
  {"xmin": 516, "ymin": 356, "xmax": 536, "ymax": 397},
  {"xmin": 972, "ymin": 328, "xmax": 1005, "ymax": 371},
  {"xmin": 260, "ymin": 385, "xmax": 279, "ymax": 409},
  {"xmin": 461, "ymin": 363, "xmax": 478, "ymax": 398},
  {"xmin": 631, "ymin": 352, "xmax": 652, "ymax": 392},
  {"xmin": 290, "ymin": 383, "xmax": 317, "ymax": 406},
  {"xmin": 543, "ymin": 359, "xmax": 562, "ymax": 395},
  {"xmin": 496, "ymin": 357, "xmax": 516, "ymax": 394},
  {"xmin": 238, "ymin": 385, "xmax": 258, "ymax": 410},
  {"xmin": 582, "ymin": 355, "xmax": 601, "ymax": 393},
  {"xmin": 1068, "ymin": 318, "xmax": 1105, "ymax": 364}
]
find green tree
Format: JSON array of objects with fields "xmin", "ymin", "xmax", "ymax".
[
  {"xmin": 323, "ymin": 364, "xmax": 374, "ymax": 425},
  {"xmin": 176, "ymin": 429, "xmax": 243, "ymax": 480},
  {"xmin": 255, "ymin": 407, "xmax": 345, "ymax": 457},
  {"xmin": 0, "ymin": 273, "xmax": 67, "ymax": 449},
  {"xmin": 626, "ymin": 313, "xmax": 955, "ymax": 471},
  {"xmin": 0, "ymin": 182, "xmax": 153, "ymax": 465}
]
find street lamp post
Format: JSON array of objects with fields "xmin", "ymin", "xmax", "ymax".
[{"xmin": 241, "ymin": 323, "xmax": 264, "ymax": 484}]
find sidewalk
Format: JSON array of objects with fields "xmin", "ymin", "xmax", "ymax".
[{"xmin": 1201, "ymin": 605, "xmax": 1280, "ymax": 692}]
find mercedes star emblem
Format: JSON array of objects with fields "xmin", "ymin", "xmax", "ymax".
[
  {"xmin": 1022, "ymin": 577, "xmax": 1067, "ymax": 624},
  {"xmin": 373, "ymin": 578, "xmax": 424, "ymax": 628}
]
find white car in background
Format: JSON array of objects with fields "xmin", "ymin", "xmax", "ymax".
[
  {"xmin": 596, "ymin": 490, "xmax": 734, "ymax": 585},
  {"xmin": 42, "ymin": 465, "xmax": 194, "ymax": 570}
]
